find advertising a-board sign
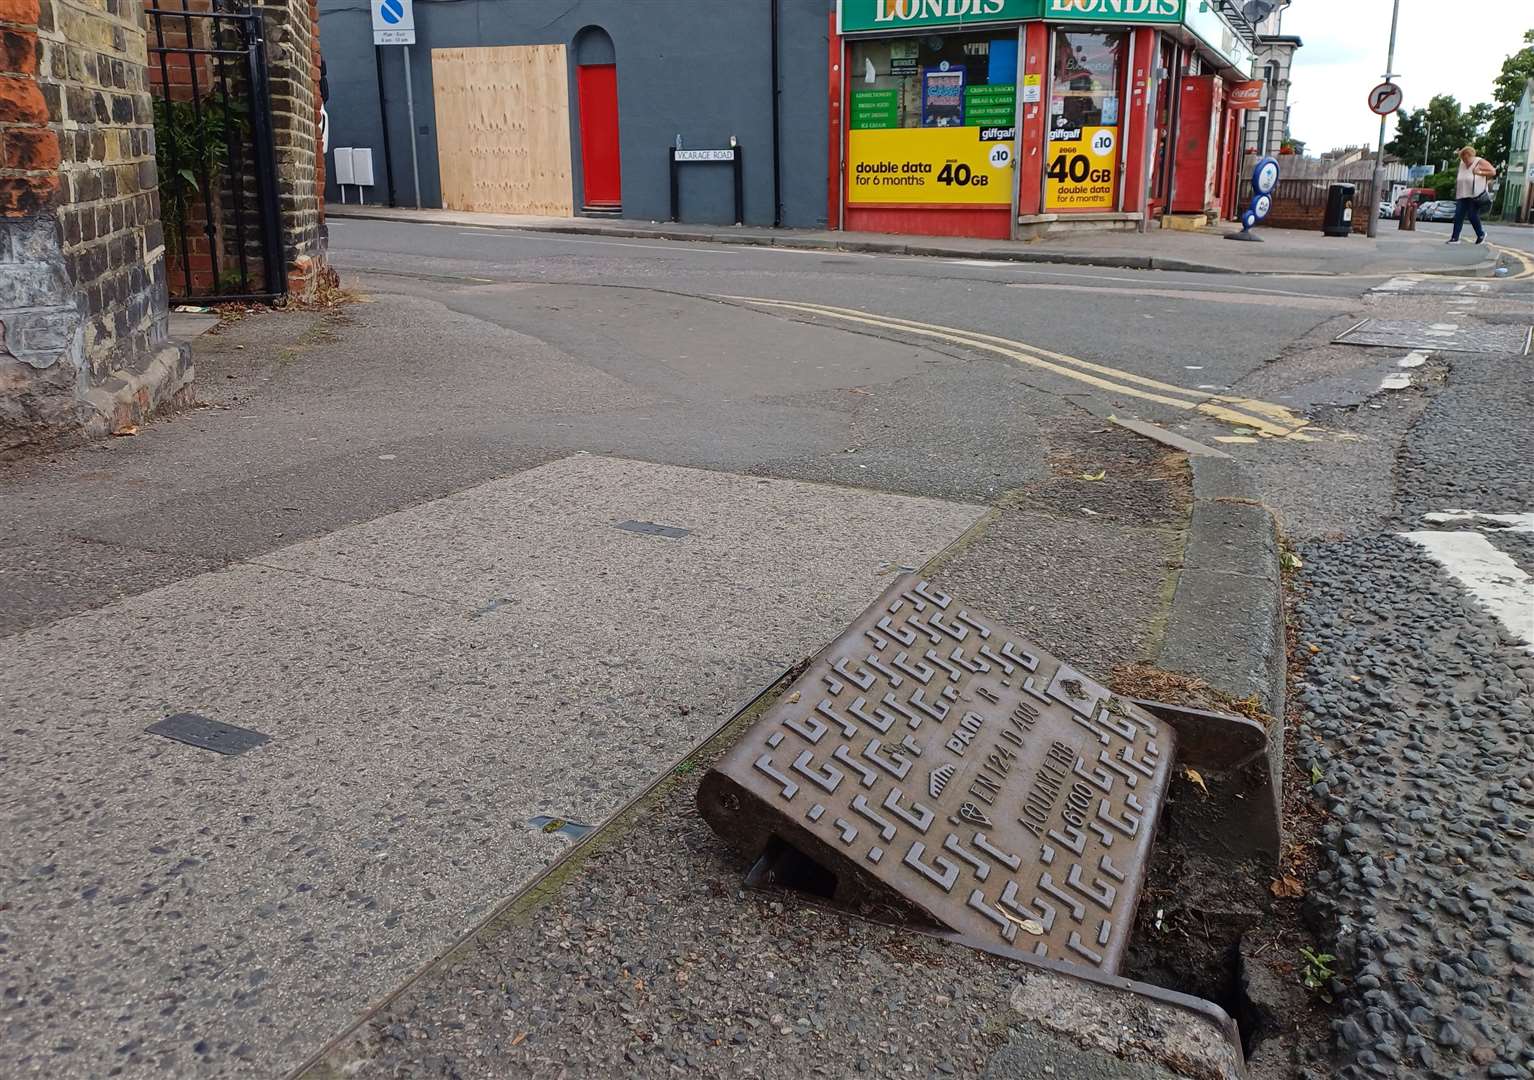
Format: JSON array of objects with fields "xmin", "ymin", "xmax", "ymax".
[
  {"xmin": 1044, "ymin": 124, "xmax": 1119, "ymax": 210},
  {"xmin": 849, "ymin": 126, "xmax": 1014, "ymax": 206}
]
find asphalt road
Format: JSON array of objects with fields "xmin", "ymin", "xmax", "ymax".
[{"xmin": 328, "ymin": 216, "xmax": 1368, "ymax": 425}]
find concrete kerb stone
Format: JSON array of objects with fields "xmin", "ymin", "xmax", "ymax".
[
  {"xmin": 323, "ymin": 205, "xmax": 1501, "ymax": 278},
  {"xmin": 1154, "ymin": 454, "xmax": 1287, "ymax": 865}
]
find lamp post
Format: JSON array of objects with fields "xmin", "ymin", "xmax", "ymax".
[{"xmin": 1367, "ymin": 0, "xmax": 1402, "ymax": 239}]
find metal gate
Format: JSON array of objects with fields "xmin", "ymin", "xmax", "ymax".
[{"xmin": 146, "ymin": 0, "xmax": 283, "ymax": 303}]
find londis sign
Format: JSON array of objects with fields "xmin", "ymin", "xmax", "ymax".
[
  {"xmin": 838, "ymin": 0, "xmax": 1041, "ymax": 34},
  {"xmin": 1045, "ymin": 0, "xmax": 1184, "ymax": 21}
]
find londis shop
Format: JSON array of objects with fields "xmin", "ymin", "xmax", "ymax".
[{"xmin": 831, "ymin": 0, "xmax": 1257, "ymax": 239}]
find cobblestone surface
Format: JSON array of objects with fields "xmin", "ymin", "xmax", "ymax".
[
  {"xmin": 1289, "ymin": 302, "xmax": 1534, "ymax": 1080},
  {"xmin": 1294, "ymin": 534, "xmax": 1534, "ymax": 1080}
]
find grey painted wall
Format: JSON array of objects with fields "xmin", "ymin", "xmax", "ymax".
[{"xmin": 319, "ymin": 0, "xmax": 836, "ymax": 228}]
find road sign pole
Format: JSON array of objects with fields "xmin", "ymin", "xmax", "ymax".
[
  {"xmin": 402, "ymin": 44, "xmax": 421, "ymax": 210},
  {"xmin": 1368, "ymin": 0, "xmax": 1402, "ymax": 238}
]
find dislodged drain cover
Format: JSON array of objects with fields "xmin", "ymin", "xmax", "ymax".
[
  {"xmin": 1334, "ymin": 318, "xmax": 1532, "ymax": 355},
  {"xmin": 146, "ymin": 713, "xmax": 271, "ymax": 755},
  {"xmin": 698, "ymin": 575, "xmax": 1175, "ymax": 974}
]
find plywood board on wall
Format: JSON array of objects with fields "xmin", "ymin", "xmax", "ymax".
[{"xmin": 431, "ymin": 44, "xmax": 574, "ymax": 216}]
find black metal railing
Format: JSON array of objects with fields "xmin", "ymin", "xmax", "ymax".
[{"xmin": 146, "ymin": 0, "xmax": 283, "ymax": 303}]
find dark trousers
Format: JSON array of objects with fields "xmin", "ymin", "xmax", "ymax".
[{"xmin": 1451, "ymin": 197, "xmax": 1485, "ymax": 241}]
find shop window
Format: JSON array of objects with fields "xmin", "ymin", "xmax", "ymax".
[
  {"xmin": 1044, "ymin": 29, "xmax": 1127, "ymax": 213},
  {"xmin": 848, "ymin": 32, "xmax": 1019, "ymax": 131},
  {"xmin": 844, "ymin": 30, "xmax": 1020, "ymax": 216}
]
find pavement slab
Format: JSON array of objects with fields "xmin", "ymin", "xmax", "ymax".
[{"xmin": 0, "ymin": 455, "xmax": 986, "ymax": 1079}]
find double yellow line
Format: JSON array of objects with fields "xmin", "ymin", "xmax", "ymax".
[
  {"xmin": 717, "ymin": 295, "xmax": 1312, "ymax": 440},
  {"xmin": 1493, "ymin": 242, "xmax": 1534, "ymax": 281}
]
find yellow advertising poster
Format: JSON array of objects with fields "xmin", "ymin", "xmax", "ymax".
[
  {"xmin": 848, "ymin": 126, "xmax": 1015, "ymax": 207},
  {"xmin": 1044, "ymin": 125, "xmax": 1120, "ymax": 211}
]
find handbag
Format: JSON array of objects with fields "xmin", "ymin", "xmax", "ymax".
[{"xmin": 1474, "ymin": 164, "xmax": 1493, "ymax": 210}]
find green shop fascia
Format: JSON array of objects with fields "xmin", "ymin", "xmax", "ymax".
[{"xmin": 838, "ymin": 0, "xmax": 1186, "ymax": 35}]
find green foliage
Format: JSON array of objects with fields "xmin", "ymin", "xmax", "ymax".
[
  {"xmin": 1483, "ymin": 29, "xmax": 1534, "ymax": 168},
  {"xmin": 1386, "ymin": 95, "xmax": 1492, "ymax": 168},
  {"xmin": 1425, "ymin": 169, "xmax": 1457, "ymax": 201},
  {"xmin": 151, "ymin": 91, "xmax": 246, "ymax": 238},
  {"xmin": 1299, "ymin": 946, "xmax": 1336, "ymax": 1001}
]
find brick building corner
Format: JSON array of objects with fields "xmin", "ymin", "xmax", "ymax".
[
  {"xmin": 1, "ymin": 0, "xmax": 191, "ymax": 454},
  {"xmin": 258, "ymin": 0, "xmax": 328, "ymax": 296}
]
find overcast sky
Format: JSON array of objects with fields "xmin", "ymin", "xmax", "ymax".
[{"xmin": 1283, "ymin": 0, "xmax": 1530, "ymax": 155}]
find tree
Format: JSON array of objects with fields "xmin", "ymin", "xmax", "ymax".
[
  {"xmin": 1385, "ymin": 95, "xmax": 1491, "ymax": 169},
  {"xmin": 1483, "ymin": 29, "xmax": 1534, "ymax": 167}
]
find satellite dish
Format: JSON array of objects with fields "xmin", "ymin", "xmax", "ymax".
[{"xmin": 1242, "ymin": 0, "xmax": 1276, "ymax": 23}]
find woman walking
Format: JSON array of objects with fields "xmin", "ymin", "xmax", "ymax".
[{"xmin": 1448, "ymin": 145, "xmax": 1496, "ymax": 244}]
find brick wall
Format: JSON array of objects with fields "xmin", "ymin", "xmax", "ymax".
[
  {"xmin": 1, "ymin": 0, "xmax": 189, "ymax": 453},
  {"xmin": 256, "ymin": 0, "xmax": 325, "ymax": 294}
]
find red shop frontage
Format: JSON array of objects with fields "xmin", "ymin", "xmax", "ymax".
[{"xmin": 828, "ymin": 0, "xmax": 1262, "ymax": 241}]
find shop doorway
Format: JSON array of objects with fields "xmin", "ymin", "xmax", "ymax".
[
  {"xmin": 574, "ymin": 27, "xmax": 621, "ymax": 211},
  {"xmin": 1044, "ymin": 29, "xmax": 1129, "ymax": 214}
]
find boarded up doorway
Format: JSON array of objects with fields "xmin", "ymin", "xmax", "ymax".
[{"xmin": 431, "ymin": 44, "xmax": 574, "ymax": 215}]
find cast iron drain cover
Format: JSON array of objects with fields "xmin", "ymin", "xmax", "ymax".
[
  {"xmin": 146, "ymin": 713, "xmax": 271, "ymax": 755},
  {"xmin": 1334, "ymin": 319, "xmax": 1532, "ymax": 355},
  {"xmin": 615, "ymin": 520, "xmax": 692, "ymax": 539},
  {"xmin": 698, "ymin": 575, "xmax": 1176, "ymax": 974}
]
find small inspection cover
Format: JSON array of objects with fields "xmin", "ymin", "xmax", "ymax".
[
  {"xmin": 1334, "ymin": 319, "xmax": 1531, "ymax": 356},
  {"xmin": 146, "ymin": 713, "xmax": 272, "ymax": 755},
  {"xmin": 614, "ymin": 520, "xmax": 692, "ymax": 539}
]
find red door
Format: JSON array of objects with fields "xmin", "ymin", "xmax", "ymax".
[
  {"xmin": 1171, "ymin": 76, "xmax": 1216, "ymax": 214},
  {"xmin": 577, "ymin": 64, "xmax": 621, "ymax": 208}
]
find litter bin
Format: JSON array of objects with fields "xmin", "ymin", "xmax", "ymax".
[{"xmin": 1323, "ymin": 183, "xmax": 1356, "ymax": 237}]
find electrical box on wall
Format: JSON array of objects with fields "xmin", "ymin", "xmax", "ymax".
[
  {"xmin": 333, "ymin": 147, "xmax": 377, "ymax": 202},
  {"xmin": 350, "ymin": 148, "xmax": 376, "ymax": 187}
]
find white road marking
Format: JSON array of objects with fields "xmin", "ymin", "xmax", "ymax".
[
  {"xmin": 1402, "ymin": 529, "xmax": 1534, "ymax": 652},
  {"xmin": 1422, "ymin": 510, "xmax": 1534, "ymax": 533}
]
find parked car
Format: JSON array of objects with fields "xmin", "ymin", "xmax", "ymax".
[
  {"xmin": 1380, "ymin": 201, "xmax": 1393, "ymax": 219},
  {"xmin": 1418, "ymin": 201, "xmax": 1458, "ymax": 222},
  {"xmin": 1393, "ymin": 186, "xmax": 1438, "ymax": 218}
]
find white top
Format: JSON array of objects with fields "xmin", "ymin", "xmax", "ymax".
[{"xmin": 1455, "ymin": 159, "xmax": 1487, "ymax": 199}]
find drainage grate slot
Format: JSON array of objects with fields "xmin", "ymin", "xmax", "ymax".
[
  {"xmin": 146, "ymin": 713, "xmax": 271, "ymax": 755},
  {"xmin": 615, "ymin": 520, "xmax": 692, "ymax": 539}
]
